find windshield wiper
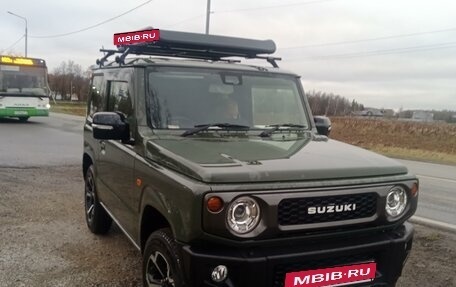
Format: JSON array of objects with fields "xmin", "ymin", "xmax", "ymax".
[
  {"xmin": 181, "ymin": 123, "xmax": 250, "ymax": 137},
  {"xmin": 259, "ymin": 123, "xmax": 307, "ymax": 138}
]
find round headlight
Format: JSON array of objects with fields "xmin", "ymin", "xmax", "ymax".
[
  {"xmin": 226, "ymin": 197, "xmax": 260, "ymax": 234},
  {"xmin": 385, "ymin": 186, "xmax": 407, "ymax": 217}
]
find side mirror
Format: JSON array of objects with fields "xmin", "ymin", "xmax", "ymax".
[
  {"xmin": 92, "ymin": 112, "xmax": 129, "ymax": 141},
  {"xmin": 314, "ymin": 116, "xmax": 332, "ymax": 137}
]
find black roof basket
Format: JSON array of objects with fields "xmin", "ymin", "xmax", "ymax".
[{"xmin": 96, "ymin": 29, "xmax": 281, "ymax": 68}]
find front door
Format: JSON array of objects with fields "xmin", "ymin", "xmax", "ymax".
[{"xmin": 96, "ymin": 79, "xmax": 138, "ymax": 236}]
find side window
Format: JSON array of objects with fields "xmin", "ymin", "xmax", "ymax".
[
  {"xmin": 88, "ymin": 75, "xmax": 105, "ymax": 116},
  {"xmin": 107, "ymin": 81, "xmax": 133, "ymax": 117}
]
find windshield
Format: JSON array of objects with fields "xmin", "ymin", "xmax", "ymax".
[
  {"xmin": 0, "ymin": 65, "xmax": 48, "ymax": 97},
  {"xmin": 147, "ymin": 67, "xmax": 309, "ymax": 131}
]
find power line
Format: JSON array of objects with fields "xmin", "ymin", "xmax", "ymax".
[
  {"xmin": 161, "ymin": 0, "xmax": 341, "ymax": 30},
  {"xmin": 315, "ymin": 42, "xmax": 456, "ymax": 59},
  {"xmin": 215, "ymin": 0, "xmax": 341, "ymax": 14},
  {"xmin": 281, "ymin": 27, "xmax": 456, "ymax": 49},
  {"xmin": 161, "ymin": 0, "xmax": 338, "ymax": 29},
  {"xmin": 0, "ymin": 35, "xmax": 25, "ymax": 54},
  {"xmin": 29, "ymin": 0, "xmax": 153, "ymax": 39},
  {"xmin": 289, "ymin": 41, "xmax": 456, "ymax": 60},
  {"xmin": 163, "ymin": 14, "xmax": 205, "ymax": 28}
]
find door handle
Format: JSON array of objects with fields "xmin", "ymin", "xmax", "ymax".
[{"xmin": 100, "ymin": 141, "xmax": 106, "ymax": 150}]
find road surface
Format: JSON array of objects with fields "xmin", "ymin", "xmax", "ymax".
[
  {"xmin": 0, "ymin": 113, "xmax": 82, "ymax": 167},
  {"xmin": 398, "ymin": 159, "xmax": 456, "ymax": 227}
]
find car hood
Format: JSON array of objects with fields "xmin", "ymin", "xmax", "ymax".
[{"xmin": 145, "ymin": 134, "xmax": 408, "ymax": 183}]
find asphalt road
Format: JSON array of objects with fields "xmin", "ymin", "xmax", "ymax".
[
  {"xmin": 1, "ymin": 113, "xmax": 454, "ymax": 227},
  {"xmin": 398, "ymin": 159, "xmax": 456, "ymax": 227},
  {"xmin": 0, "ymin": 113, "xmax": 82, "ymax": 167}
]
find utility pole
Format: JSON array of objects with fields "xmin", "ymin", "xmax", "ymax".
[
  {"xmin": 205, "ymin": 0, "xmax": 211, "ymax": 34},
  {"xmin": 7, "ymin": 11, "xmax": 28, "ymax": 57}
]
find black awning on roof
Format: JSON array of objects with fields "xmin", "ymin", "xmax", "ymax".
[
  {"xmin": 155, "ymin": 30, "xmax": 276, "ymax": 57},
  {"xmin": 97, "ymin": 29, "xmax": 280, "ymax": 67}
]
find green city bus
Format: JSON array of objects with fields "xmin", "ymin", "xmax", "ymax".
[{"xmin": 0, "ymin": 55, "xmax": 50, "ymax": 121}]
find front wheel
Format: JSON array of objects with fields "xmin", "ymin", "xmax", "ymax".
[
  {"xmin": 84, "ymin": 165, "xmax": 112, "ymax": 234},
  {"xmin": 18, "ymin": 117, "xmax": 29, "ymax": 122},
  {"xmin": 143, "ymin": 228, "xmax": 186, "ymax": 287}
]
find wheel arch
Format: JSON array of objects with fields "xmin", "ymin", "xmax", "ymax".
[
  {"xmin": 82, "ymin": 152, "xmax": 94, "ymax": 177},
  {"xmin": 140, "ymin": 205, "xmax": 171, "ymax": 253}
]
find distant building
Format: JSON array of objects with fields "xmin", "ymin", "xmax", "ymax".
[
  {"xmin": 354, "ymin": 108, "xmax": 384, "ymax": 117},
  {"xmin": 382, "ymin": 109, "xmax": 395, "ymax": 118},
  {"xmin": 412, "ymin": 111, "xmax": 434, "ymax": 122}
]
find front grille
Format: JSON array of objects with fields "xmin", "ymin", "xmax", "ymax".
[
  {"xmin": 278, "ymin": 193, "xmax": 377, "ymax": 225},
  {"xmin": 273, "ymin": 254, "xmax": 375, "ymax": 287}
]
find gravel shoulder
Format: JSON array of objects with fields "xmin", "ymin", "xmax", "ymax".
[
  {"xmin": 0, "ymin": 165, "xmax": 454, "ymax": 287},
  {"xmin": 0, "ymin": 165, "xmax": 140, "ymax": 287}
]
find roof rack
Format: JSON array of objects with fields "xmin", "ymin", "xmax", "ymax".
[{"xmin": 96, "ymin": 29, "xmax": 281, "ymax": 68}]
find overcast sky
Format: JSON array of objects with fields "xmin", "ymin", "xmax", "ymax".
[{"xmin": 1, "ymin": 0, "xmax": 455, "ymax": 110}]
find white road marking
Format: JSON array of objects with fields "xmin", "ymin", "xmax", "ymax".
[
  {"xmin": 410, "ymin": 216, "xmax": 456, "ymax": 233},
  {"xmin": 416, "ymin": 174, "xmax": 456, "ymax": 184}
]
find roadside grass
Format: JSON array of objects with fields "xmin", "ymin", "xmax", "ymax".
[
  {"xmin": 421, "ymin": 231, "xmax": 443, "ymax": 242},
  {"xmin": 364, "ymin": 146, "xmax": 456, "ymax": 166},
  {"xmin": 50, "ymin": 101, "xmax": 86, "ymax": 116},
  {"xmin": 331, "ymin": 117, "xmax": 456, "ymax": 165}
]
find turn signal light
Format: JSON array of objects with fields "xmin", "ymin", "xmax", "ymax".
[
  {"xmin": 207, "ymin": 196, "xmax": 224, "ymax": 213},
  {"xmin": 411, "ymin": 182, "xmax": 419, "ymax": 197}
]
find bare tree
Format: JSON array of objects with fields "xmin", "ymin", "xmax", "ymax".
[
  {"xmin": 48, "ymin": 60, "xmax": 89, "ymax": 101},
  {"xmin": 305, "ymin": 91, "xmax": 364, "ymax": 116}
]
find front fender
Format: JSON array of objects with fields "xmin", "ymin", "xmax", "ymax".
[{"xmin": 136, "ymin": 156, "xmax": 209, "ymax": 243}]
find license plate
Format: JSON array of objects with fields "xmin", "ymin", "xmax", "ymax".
[
  {"xmin": 14, "ymin": 111, "xmax": 28, "ymax": 115},
  {"xmin": 284, "ymin": 262, "xmax": 376, "ymax": 287}
]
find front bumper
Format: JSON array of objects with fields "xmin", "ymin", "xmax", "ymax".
[{"xmin": 181, "ymin": 222, "xmax": 414, "ymax": 287}]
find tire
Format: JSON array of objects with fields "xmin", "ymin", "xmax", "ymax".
[
  {"xmin": 84, "ymin": 165, "xmax": 112, "ymax": 234},
  {"xmin": 18, "ymin": 117, "xmax": 29, "ymax": 122},
  {"xmin": 143, "ymin": 228, "xmax": 186, "ymax": 287}
]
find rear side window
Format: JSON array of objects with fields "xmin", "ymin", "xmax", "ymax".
[
  {"xmin": 88, "ymin": 75, "xmax": 105, "ymax": 116},
  {"xmin": 107, "ymin": 81, "xmax": 133, "ymax": 117}
]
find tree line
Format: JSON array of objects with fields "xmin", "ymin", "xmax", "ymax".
[
  {"xmin": 305, "ymin": 90, "xmax": 365, "ymax": 116},
  {"xmin": 48, "ymin": 60, "xmax": 90, "ymax": 101}
]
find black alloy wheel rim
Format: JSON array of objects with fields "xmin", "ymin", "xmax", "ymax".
[
  {"xmin": 145, "ymin": 251, "xmax": 175, "ymax": 287},
  {"xmin": 85, "ymin": 171, "xmax": 95, "ymax": 222}
]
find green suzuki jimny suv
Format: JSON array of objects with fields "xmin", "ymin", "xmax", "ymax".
[{"xmin": 83, "ymin": 29, "xmax": 418, "ymax": 287}]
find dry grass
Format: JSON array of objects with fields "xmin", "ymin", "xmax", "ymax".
[
  {"xmin": 50, "ymin": 101, "xmax": 86, "ymax": 116},
  {"xmin": 331, "ymin": 117, "xmax": 456, "ymax": 165}
]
